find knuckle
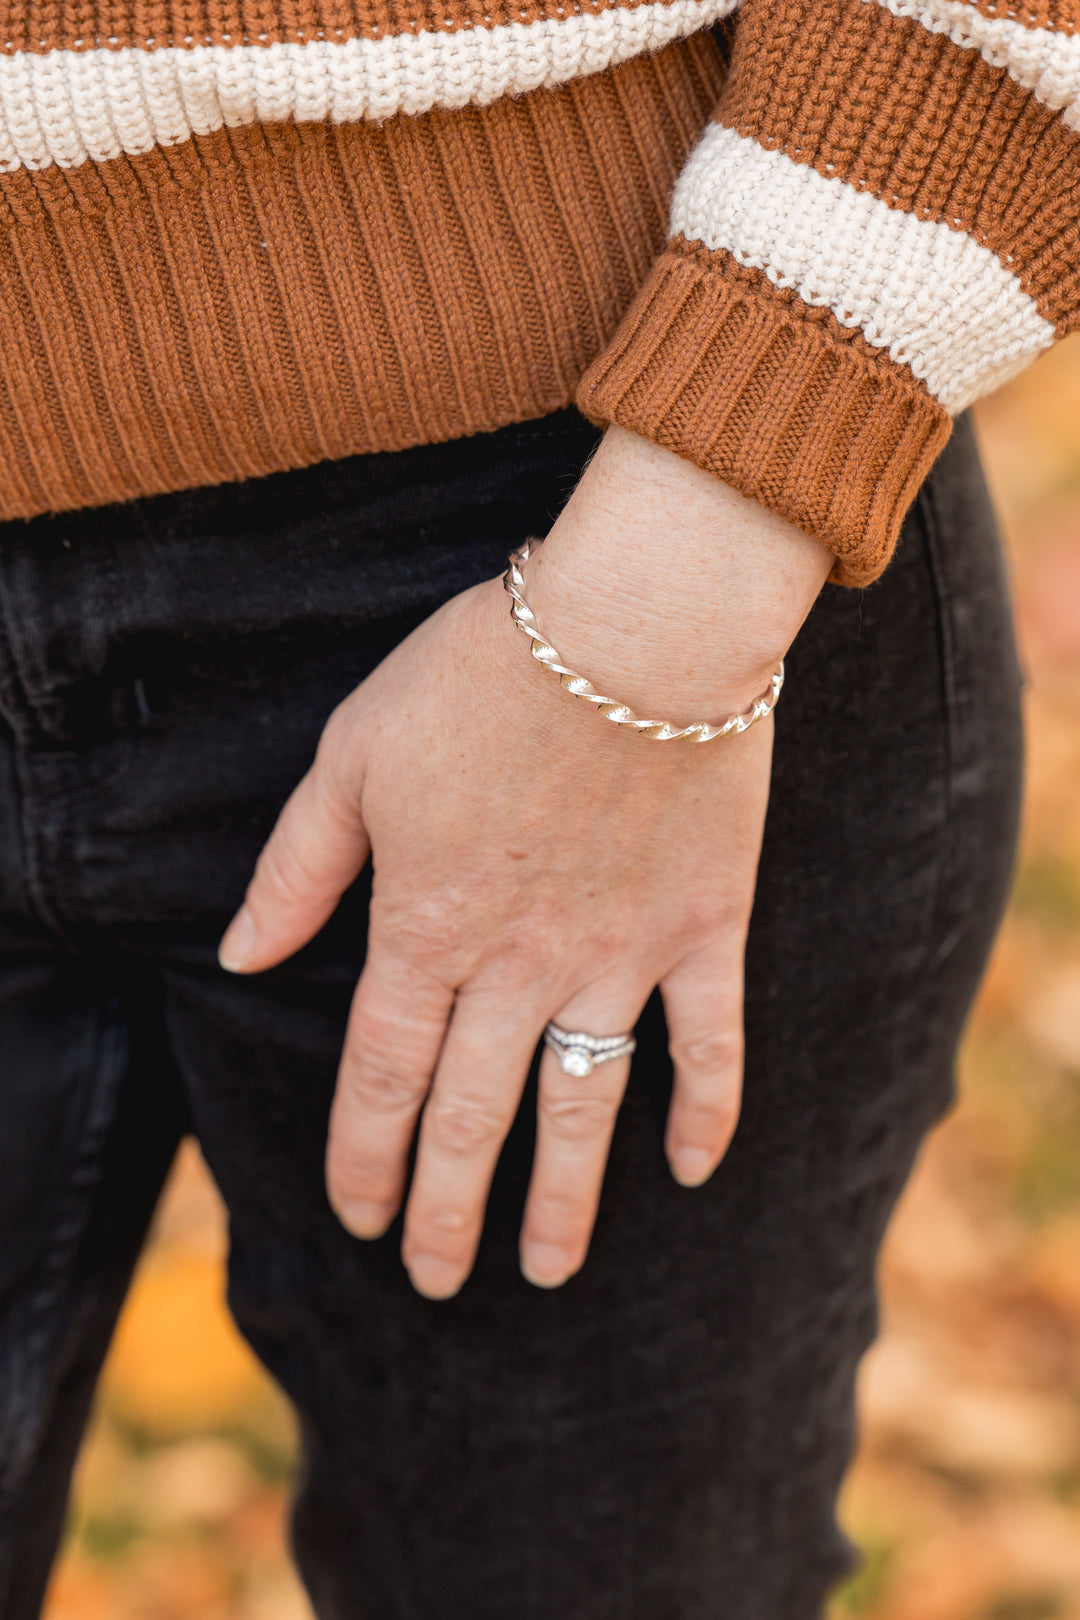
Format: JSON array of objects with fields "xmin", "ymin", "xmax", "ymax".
[
  {"xmin": 528, "ymin": 1187, "xmax": 590, "ymax": 1232},
  {"xmin": 425, "ymin": 1207, "xmax": 471, "ymax": 1236},
  {"xmin": 492, "ymin": 925, "xmax": 551, "ymax": 991},
  {"xmin": 538, "ymin": 1091, "xmax": 615, "ymax": 1141},
  {"xmin": 583, "ymin": 926, "xmax": 632, "ymax": 980},
  {"xmin": 525, "ymin": 1207, "xmax": 590, "ymax": 1267},
  {"xmin": 344, "ymin": 1002, "xmax": 440, "ymax": 1099},
  {"xmin": 341, "ymin": 1010, "xmax": 431, "ymax": 1111},
  {"xmin": 681, "ymin": 1092, "xmax": 741, "ymax": 1148},
  {"xmin": 426, "ymin": 1095, "xmax": 506, "ymax": 1157},
  {"xmin": 670, "ymin": 1028, "xmax": 742, "ymax": 1077},
  {"xmin": 345, "ymin": 1055, "xmax": 428, "ymax": 1114},
  {"xmin": 372, "ymin": 894, "xmax": 469, "ymax": 970},
  {"xmin": 403, "ymin": 1208, "xmax": 475, "ymax": 1270},
  {"xmin": 501, "ymin": 907, "xmax": 618, "ymax": 987},
  {"xmin": 326, "ymin": 1147, "xmax": 387, "ymax": 1206}
]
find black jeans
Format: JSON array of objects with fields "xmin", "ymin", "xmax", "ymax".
[{"xmin": 0, "ymin": 409, "xmax": 1022, "ymax": 1620}]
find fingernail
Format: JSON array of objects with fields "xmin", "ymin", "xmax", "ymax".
[
  {"xmin": 218, "ymin": 906, "xmax": 257, "ymax": 973},
  {"xmin": 337, "ymin": 1201, "xmax": 393, "ymax": 1239},
  {"xmin": 407, "ymin": 1254, "xmax": 464, "ymax": 1300},
  {"xmin": 671, "ymin": 1146, "xmax": 714, "ymax": 1187},
  {"xmin": 520, "ymin": 1242, "xmax": 572, "ymax": 1289}
]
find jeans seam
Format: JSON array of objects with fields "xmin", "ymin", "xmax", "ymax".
[
  {"xmin": 0, "ymin": 1000, "xmax": 130, "ymax": 1514},
  {"xmin": 906, "ymin": 463, "xmax": 964, "ymax": 1071},
  {"xmin": 0, "ymin": 567, "xmax": 83, "ymax": 949},
  {"xmin": 919, "ymin": 477, "xmax": 959, "ymax": 808}
]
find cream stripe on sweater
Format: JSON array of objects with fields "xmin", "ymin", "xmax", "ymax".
[
  {"xmin": 4, "ymin": 0, "xmax": 1080, "ymax": 178},
  {"xmin": 0, "ymin": 0, "xmax": 736, "ymax": 171},
  {"xmin": 670, "ymin": 122, "xmax": 1056, "ymax": 411}
]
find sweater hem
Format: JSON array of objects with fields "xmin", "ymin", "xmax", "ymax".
[{"xmin": 576, "ymin": 246, "xmax": 951, "ymax": 586}]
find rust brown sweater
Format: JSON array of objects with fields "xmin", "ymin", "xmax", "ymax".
[{"xmin": 2, "ymin": 0, "xmax": 1078, "ymax": 581}]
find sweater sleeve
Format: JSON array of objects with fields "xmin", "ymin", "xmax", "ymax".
[{"xmin": 575, "ymin": 0, "xmax": 1080, "ymax": 585}]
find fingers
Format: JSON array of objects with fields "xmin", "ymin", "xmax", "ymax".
[
  {"xmin": 660, "ymin": 931, "xmax": 746, "ymax": 1188},
  {"xmin": 326, "ymin": 948, "xmax": 455, "ymax": 1239},
  {"xmin": 401, "ymin": 986, "xmax": 549, "ymax": 1300},
  {"xmin": 391, "ymin": 934, "xmax": 743, "ymax": 1299},
  {"xmin": 517, "ymin": 933, "xmax": 745, "ymax": 1295},
  {"xmin": 331, "ymin": 928, "xmax": 745, "ymax": 1299},
  {"xmin": 519, "ymin": 979, "xmax": 647, "ymax": 1290},
  {"xmin": 219, "ymin": 720, "xmax": 370, "ymax": 974}
]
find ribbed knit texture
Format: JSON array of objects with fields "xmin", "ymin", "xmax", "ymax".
[
  {"xmin": 1, "ymin": 0, "xmax": 1079, "ymax": 579},
  {"xmin": 576, "ymin": 242, "xmax": 950, "ymax": 585},
  {"xmin": 579, "ymin": 0, "xmax": 1080, "ymax": 580},
  {"xmin": 0, "ymin": 40, "xmax": 723, "ymax": 518}
]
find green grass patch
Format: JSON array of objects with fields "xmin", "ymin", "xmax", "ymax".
[
  {"xmin": 1011, "ymin": 855, "xmax": 1080, "ymax": 939},
  {"xmin": 830, "ymin": 1536, "xmax": 895, "ymax": 1615}
]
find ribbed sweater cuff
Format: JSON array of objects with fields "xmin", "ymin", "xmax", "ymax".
[{"xmin": 576, "ymin": 244, "xmax": 952, "ymax": 587}]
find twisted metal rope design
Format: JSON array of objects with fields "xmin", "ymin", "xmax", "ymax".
[{"xmin": 503, "ymin": 537, "xmax": 785, "ymax": 743}]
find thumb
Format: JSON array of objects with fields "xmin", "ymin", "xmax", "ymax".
[{"xmin": 219, "ymin": 739, "xmax": 371, "ymax": 974}]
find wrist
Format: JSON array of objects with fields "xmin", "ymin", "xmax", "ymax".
[{"xmin": 524, "ymin": 427, "xmax": 833, "ymax": 719}]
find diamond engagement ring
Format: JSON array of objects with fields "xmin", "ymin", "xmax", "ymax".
[{"xmin": 543, "ymin": 1022, "xmax": 637, "ymax": 1078}]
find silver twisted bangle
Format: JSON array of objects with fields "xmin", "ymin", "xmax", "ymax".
[{"xmin": 503, "ymin": 537, "xmax": 784, "ymax": 743}]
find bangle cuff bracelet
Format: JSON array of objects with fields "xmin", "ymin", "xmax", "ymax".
[{"xmin": 504, "ymin": 538, "xmax": 784, "ymax": 743}]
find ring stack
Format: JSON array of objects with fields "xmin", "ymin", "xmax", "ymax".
[{"xmin": 543, "ymin": 1022, "xmax": 637, "ymax": 1078}]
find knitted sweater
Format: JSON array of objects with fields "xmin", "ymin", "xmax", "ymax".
[{"xmin": 2, "ymin": 0, "xmax": 1078, "ymax": 582}]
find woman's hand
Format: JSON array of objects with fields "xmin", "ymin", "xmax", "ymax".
[{"xmin": 219, "ymin": 428, "xmax": 833, "ymax": 1298}]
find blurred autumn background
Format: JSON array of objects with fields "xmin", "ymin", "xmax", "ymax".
[{"xmin": 42, "ymin": 339, "xmax": 1080, "ymax": 1620}]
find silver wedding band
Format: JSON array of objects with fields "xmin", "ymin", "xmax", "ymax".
[{"xmin": 543, "ymin": 1021, "xmax": 637, "ymax": 1078}]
